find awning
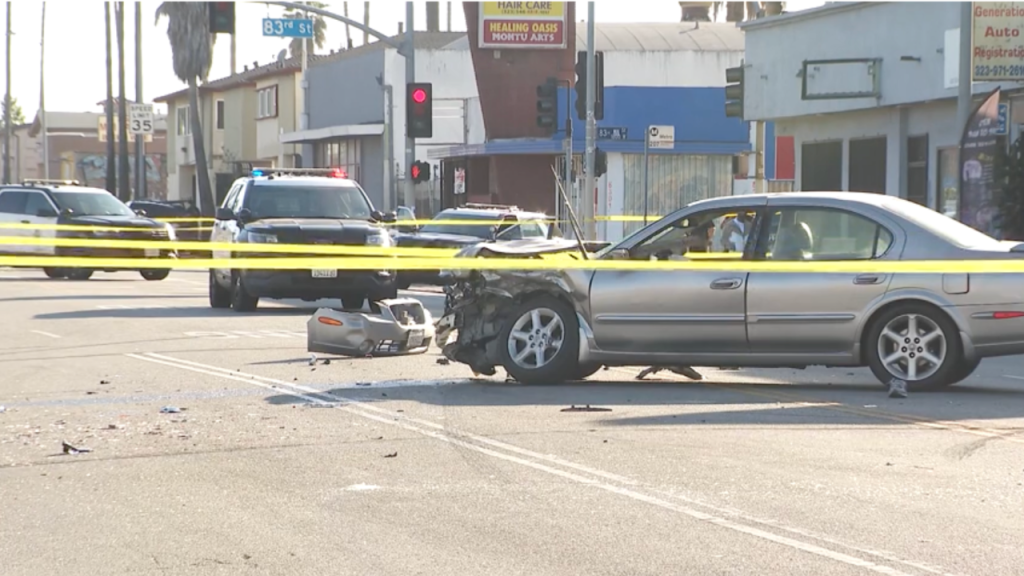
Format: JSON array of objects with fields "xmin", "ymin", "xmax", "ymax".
[
  {"xmin": 280, "ymin": 123, "xmax": 385, "ymax": 144},
  {"xmin": 427, "ymin": 138, "xmax": 751, "ymax": 160}
]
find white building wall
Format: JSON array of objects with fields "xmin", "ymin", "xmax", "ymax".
[{"xmin": 604, "ymin": 50, "xmax": 742, "ymax": 88}]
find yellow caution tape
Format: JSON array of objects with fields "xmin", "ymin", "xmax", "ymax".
[{"xmin": 3, "ymin": 254, "xmax": 1024, "ymax": 273}]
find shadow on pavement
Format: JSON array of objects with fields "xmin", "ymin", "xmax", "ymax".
[
  {"xmin": 33, "ymin": 306, "xmax": 320, "ymax": 320},
  {"xmin": 1, "ymin": 294, "xmax": 204, "ymax": 303}
]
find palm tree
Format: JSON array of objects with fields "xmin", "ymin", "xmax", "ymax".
[
  {"xmin": 284, "ymin": 1, "xmax": 328, "ymax": 58},
  {"xmin": 684, "ymin": 2, "xmax": 786, "ymax": 22},
  {"xmin": 155, "ymin": 2, "xmax": 215, "ymax": 217}
]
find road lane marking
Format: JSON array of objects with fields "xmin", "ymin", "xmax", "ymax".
[
  {"xmin": 29, "ymin": 330, "xmax": 60, "ymax": 338},
  {"xmin": 1002, "ymin": 374, "xmax": 1024, "ymax": 381},
  {"xmin": 611, "ymin": 367, "xmax": 1024, "ymax": 447},
  {"xmin": 182, "ymin": 330, "xmax": 306, "ymax": 340},
  {"xmin": 129, "ymin": 352, "xmax": 957, "ymax": 576}
]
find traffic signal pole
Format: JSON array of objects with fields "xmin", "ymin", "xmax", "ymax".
[
  {"xmin": 583, "ymin": 2, "xmax": 596, "ymax": 240},
  {"xmin": 404, "ymin": 1, "xmax": 415, "ymax": 209}
]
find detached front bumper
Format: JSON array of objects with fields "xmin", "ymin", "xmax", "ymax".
[{"xmin": 307, "ymin": 298, "xmax": 435, "ymax": 356}]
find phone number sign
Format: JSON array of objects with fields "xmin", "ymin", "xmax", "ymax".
[
  {"xmin": 478, "ymin": 2, "xmax": 566, "ymax": 49},
  {"xmin": 972, "ymin": 2, "xmax": 1024, "ymax": 81}
]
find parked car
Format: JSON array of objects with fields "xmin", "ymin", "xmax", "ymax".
[
  {"xmin": 437, "ymin": 191, "xmax": 1024, "ymax": 391},
  {"xmin": 127, "ymin": 199, "xmax": 208, "ymax": 243},
  {"xmin": 208, "ymin": 167, "xmax": 399, "ymax": 312},
  {"xmin": 0, "ymin": 179, "xmax": 177, "ymax": 280}
]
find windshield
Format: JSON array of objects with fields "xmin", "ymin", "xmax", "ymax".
[
  {"xmin": 420, "ymin": 212, "xmax": 501, "ymax": 238},
  {"xmin": 881, "ymin": 197, "xmax": 1003, "ymax": 249},
  {"xmin": 54, "ymin": 191, "xmax": 135, "ymax": 217},
  {"xmin": 244, "ymin": 184, "xmax": 373, "ymax": 220}
]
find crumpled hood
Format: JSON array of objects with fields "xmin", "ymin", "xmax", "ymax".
[
  {"xmin": 453, "ymin": 237, "xmax": 586, "ymax": 258},
  {"xmin": 395, "ymin": 232, "xmax": 487, "ymax": 248}
]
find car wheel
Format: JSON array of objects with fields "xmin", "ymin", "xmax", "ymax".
[
  {"xmin": 498, "ymin": 294, "xmax": 580, "ymax": 385},
  {"xmin": 209, "ymin": 270, "xmax": 231, "ymax": 309},
  {"xmin": 230, "ymin": 273, "xmax": 259, "ymax": 312},
  {"xmin": 65, "ymin": 269, "xmax": 93, "ymax": 281},
  {"xmin": 397, "ymin": 278, "xmax": 412, "ymax": 290},
  {"xmin": 570, "ymin": 362, "xmax": 603, "ymax": 381},
  {"xmin": 341, "ymin": 295, "xmax": 365, "ymax": 310},
  {"xmin": 43, "ymin": 268, "xmax": 65, "ymax": 279},
  {"xmin": 948, "ymin": 357, "xmax": 982, "ymax": 386},
  {"xmin": 140, "ymin": 269, "xmax": 171, "ymax": 281},
  {"xmin": 865, "ymin": 303, "xmax": 962, "ymax": 392}
]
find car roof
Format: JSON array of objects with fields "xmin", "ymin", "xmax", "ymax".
[
  {"xmin": 5, "ymin": 184, "xmax": 114, "ymax": 195},
  {"xmin": 439, "ymin": 207, "xmax": 548, "ymax": 219},
  {"xmin": 247, "ymin": 176, "xmax": 361, "ymax": 187}
]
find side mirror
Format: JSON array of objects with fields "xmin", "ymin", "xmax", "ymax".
[
  {"xmin": 215, "ymin": 207, "xmax": 235, "ymax": 221},
  {"xmin": 59, "ymin": 207, "xmax": 75, "ymax": 218},
  {"xmin": 370, "ymin": 209, "xmax": 384, "ymax": 222},
  {"xmin": 133, "ymin": 208, "xmax": 148, "ymax": 216},
  {"xmin": 398, "ymin": 223, "xmax": 419, "ymax": 233},
  {"xmin": 236, "ymin": 208, "xmax": 254, "ymax": 224},
  {"xmin": 36, "ymin": 208, "xmax": 58, "ymax": 218},
  {"xmin": 383, "ymin": 211, "xmax": 398, "ymax": 223}
]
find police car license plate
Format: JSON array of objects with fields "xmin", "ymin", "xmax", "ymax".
[
  {"xmin": 144, "ymin": 248, "xmax": 160, "ymax": 257},
  {"xmin": 407, "ymin": 329, "xmax": 424, "ymax": 348},
  {"xmin": 311, "ymin": 269, "xmax": 338, "ymax": 278}
]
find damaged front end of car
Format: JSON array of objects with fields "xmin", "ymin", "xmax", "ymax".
[{"xmin": 434, "ymin": 239, "xmax": 592, "ymax": 376}]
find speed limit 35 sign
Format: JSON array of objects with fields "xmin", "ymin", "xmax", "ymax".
[{"xmin": 128, "ymin": 103, "xmax": 154, "ymax": 135}]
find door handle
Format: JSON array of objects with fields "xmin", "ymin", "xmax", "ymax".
[
  {"xmin": 710, "ymin": 278, "xmax": 743, "ymax": 290},
  {"xmin": 19, "ymin": 220, "xmax": 29, "ymax": 224},
  {"xmin": 854, "ymin": 274, "xmax": 885, "ymax": 285}
]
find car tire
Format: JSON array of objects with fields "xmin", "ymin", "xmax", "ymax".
[
  {"xmin": 341, "ymin": 295, "xmax": 365, "ymax": 311},
  {"xmin": 230, "ymin": 273, "xmax": 259, "ymax": 312},
  {"xmin": 947, "ymin": 357, "xmax": 982, "ymax": 386},
  {"xmin": 65, "ymin": 269, "xmax": 93, "ymax": 281},
  {"xmin": 43, "ymin": 268, "xmax": 65, "ymax": 279},
  {"xmin": 865, "ymin": 302, "xmax": 963, "ymax": 392},
  {"xmin": 209, "ymin": 270, "xmax": 231, "ymax": 309},
  {"xmin": 140, "ymin": 269, "xmax": 171, "ymax": 281},
  {"xmin": 396, "ymin": 278, "xmax": 412, "ymax": 290},
  {"xmin": 570, "ymin": 362, "xmax": 603, "ymax": 381},
  {"xmin": 498, "ymin": 294, "xmax": 580, "ymax": 385}
]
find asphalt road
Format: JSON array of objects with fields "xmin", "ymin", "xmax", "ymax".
[{"xmin": 1, "ymin": 268, "xmax": 1023, "ymax": 576}]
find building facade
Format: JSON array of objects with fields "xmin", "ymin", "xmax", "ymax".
[{"xmin": 739, "ymin": 1, "xmax": 1024, "ymax": 218}]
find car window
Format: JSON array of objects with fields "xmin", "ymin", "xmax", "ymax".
[
  {"xmin": 762, "ymin": 208, "xmax": 893, "ymax": 261},
  {"xmin": 0, "ymin": 191, "xmax": 28, "ymax": 214},
  {"xmin": 51, "ymin": 191, "xmax": 135, "ymax": 217},
  {"xmin": 243, "ymin": 183, "xmax": 373, "ymax": 220},
  {"xmin": 24, "ymin": 192, "xmax": 56, "ymax": 216},
  {"xmin": 396, "ymin": 207, "xmax": 415, "ymax": 221},
  {"xmin": 630, "ymin": 207, "xmax": 759, "ymax": 260},
  {"xmin": 880, "ymin": 196, "xmax": 1003, "ymax": 249},
  {"xmin": 420, "ymin": 211, "xmax": 500, "ymax": 238}
]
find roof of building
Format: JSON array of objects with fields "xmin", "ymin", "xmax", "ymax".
[
  {"xmin": 442, "ymin": 21, "xmax": 743, "ymax": 52},
  {"xmin": 154, "ymin": 31, "xmax": 466, "ymax": 104},
  {"xmin": 738, "ymin": 2, "xmax": 869, "ymax": 30}
]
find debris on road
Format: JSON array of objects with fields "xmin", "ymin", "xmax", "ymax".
[
  {"xmin": 635, "ymin": 366, "xmax": 703, "ymax": 381},
  {"xmin": 0, "ymin": 406, "xmax": 5, "ymax": 414},
  {"xmin": 383, "ymin": 452, "xmax": 398, "ymax": 458},
  {"xmin": 888, "ymin": 378, "xmax": 908, "ymax": 399},
  {"xmin": 561, "ymin": 405, "xmax": 612, "ymax": 412},
  {"xmin": 85, "ymin": 391, "xmax": 97, "ymax": 395},
  {"xmin": 323, "ymin": 359, "xmax": 331, "ymax": 365},
  {"xmin": 436, "ymin": 357, "xmax": 450, "ymax": 366},
  {"xmin": 356, "ymin": 382, "xmax": 371, "ymax": 387},
  {"xmin": 309, "ymin": 354, "xmax": 317, "ymax": 366},
  {"xmin": 307, "ymin": 299, "xmax": 435, "ymax": 358},
  {"xmin": 99, "ymin": 379, "xmax": 111, "ymax": 385},
  {"xmin": 160, "ymin": 406, "xmax": 182, "ymax": 414},
  {"xmin": 62, "ymin": 441, "xmax": 91, "ymax": 455}
]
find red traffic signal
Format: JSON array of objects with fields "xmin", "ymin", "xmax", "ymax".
[
  {"xmin": 208, "ymin": 2, "xmax": 235, "ymax": 34},
  {"xmin": 412, "ymin": 88, "xmax": 427, "ymax": 104},
  {"xmin": 410, "ymin": 164, "xmax": 421, "ymax": 180},
  {"xmin": 406, "ymin": 83, "xmax": 433, "ymax": 139}
]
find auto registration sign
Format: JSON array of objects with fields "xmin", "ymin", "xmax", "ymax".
[
  {"xmin": 311, "ymin": 269, "xmax": 338, "ymax": 278},
  {"xmin": 407, "ymin": 329, "xmax": 425, "ymax": 348}
]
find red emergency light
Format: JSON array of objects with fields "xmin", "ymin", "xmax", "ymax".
[{"xmin": 329, "ymin": 168, "xmax": 347, "ymax": 178}]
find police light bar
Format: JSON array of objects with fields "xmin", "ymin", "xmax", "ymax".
[{"xmin": 249, "ymin": 167, "xmax": 348, "ymax": 178}]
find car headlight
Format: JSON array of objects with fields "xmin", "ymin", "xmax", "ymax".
[
  {"xmin": 248, "ymin": 232, "xmax": 278, "ymax": 243},
  {"xmin": 164, "ymin": 223, "xmax": 177, "ymax": 241},
  {"xmin": 366, "ymin": 233, "xmax": 392, "ymax": 247}
]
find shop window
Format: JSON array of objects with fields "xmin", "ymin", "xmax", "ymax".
[
  {"xmin": 906, "ymin": 135, "xmax": 928, "ymax": 206},
  {"xmin": 848, "ymin": 136, "xmax": 887, "ymax": 193},
  {"xmin": 801, "ymin": 140, "xmax": 842, "ymax": 191}
]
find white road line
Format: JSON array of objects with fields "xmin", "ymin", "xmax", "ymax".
[
  {"xmin": 128, "ymin": 352, "xmax": 961, "ymax": 576},
  {"xmin": 30, "ymin": 330, "xmax": 61, "ymax": 339},
  {"xmin": 1002, "ymin": 374, "xmax": 1024, "ymax": 381}
]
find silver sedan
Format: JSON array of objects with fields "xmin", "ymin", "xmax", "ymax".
[{"xmin": 438, "ymin": 192, "xmax": 1024, "ymax": 391}]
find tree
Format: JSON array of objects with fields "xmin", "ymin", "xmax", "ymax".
[
  {"xmin": 284, "ymin": 1, "xmax": 328, "ymax": 58},
  {"xmin": 155, "ymin": 2, "xmax": 215, "ymax": 217},
  {"xmin": 0, "ymin": 96, "xmax": 24, "ymax": 129},
  {"xmin": 682, "ymin": 2, "xmax": 786, "ymax": 22}
]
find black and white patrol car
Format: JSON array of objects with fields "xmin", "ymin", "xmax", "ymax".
[
  {"xmin": 208, "ymin": 167, "xmax": 399, "ymax": 312},
  {"xmin": 0, "ymin": 179, "xmax": 177, "ymax": 280}
]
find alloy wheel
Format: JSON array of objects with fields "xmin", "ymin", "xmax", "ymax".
[
  {"xmin": 876, "ymin": 313, "xmax": 946, "ymax": 381},
  {"xmin": 506, "ymin": 307, "xmax": 565, "ymax": 370}
]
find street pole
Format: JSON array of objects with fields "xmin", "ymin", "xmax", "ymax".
[
  {"xmin": 104, "ymin": 2, "xmax": 115, "ymax": 194},
  {"xmin": 642, "ymin": 135, "xmax": 649, "ymax": 225},
  {"xmin": 40, "ymin": 2, "xmax": 48, "ymax": 180},
  {"xmin": 300, "ymin": 4, "xmax": 308, "ymax": 134},
  {"xmin": 384, "ymin": 83, "xmax": 394, "ymax": 211},
  {"xmin": 563, "ymin": 83, "xmax": 572, "ymax": 222},
  {"xmin": 134, "ymin": 1, "xmax": 145, "ymax": 198},
  {"xmin": 956, "ymin": 3, "xmax": 972, "ymax": 153},
  {"xmin": 3, "ymin": 2, "xmax": 11, "ymax": 185},
  {"xmin": 403, "ymin": 1, "xmax": 415, "ymax": 208},
  {"xmin": 583, "ymin": 2, "xmax": 596, "ymax": 240}
]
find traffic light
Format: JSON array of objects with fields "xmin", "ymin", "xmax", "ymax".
[
  {"xmin": 208, "ymin": 2, "xmax": 235, "ymax": 35},
  {"xmin": 536, "ymin": 77, "xmax": 558, "ymax": 133},
  {"xmin": 410, "ymin": 161, "xmax": 430, "ymax": 183},
  {"xmin": 594, "ymin": 51, "xmax": 605, "ymax": 121},
  {"xmin": 574, "ymin": 51, "xmax": 587, "ymax": 121},
  {"xmin": 725, "ymin": 65, "xmax": 744, "ymax": 119},
  {"xmin": 594, "ymin": 148, "xmax": 607, "ymax": 178},
  {"xmin": 406, "ymin": 82, "xmax": 433, "ymax": 139}
]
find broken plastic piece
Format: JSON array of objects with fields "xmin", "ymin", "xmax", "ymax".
[
  {"xmin": 62, "ymin": 441, "xmax": 91, "ymax": 455},
  {"xmin": 160, "ymin": 406, "xmax": 181, "ymax": 414},
  {"xmin": 888, "ymin": 378, "xmax": 908, "ymax": 399},
  {"xmin": 560, "ymin": 404, "xmax": 612, "ymax": 412}
]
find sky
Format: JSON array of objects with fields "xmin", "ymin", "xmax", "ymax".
[{"xmin": 4, "ymin": 0, "xmax": 826, "ymax": 120}]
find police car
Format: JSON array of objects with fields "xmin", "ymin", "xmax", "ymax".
[
  {"xmin": 208, "ymin": 167, "xmax": 399, "ymax": 312},
  {"xmin": 0, "ymin": 179, "xmax": 177, "ymax": 280}
]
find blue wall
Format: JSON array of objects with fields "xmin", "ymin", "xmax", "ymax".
[{"xmin": 550, "ymin": 86, "xmax": 761, "ymax": 157}]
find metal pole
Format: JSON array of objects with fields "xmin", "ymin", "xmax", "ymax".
[
  {"xmin": 230, "ymin": 30, "xmax": 237, "ymax": 74},
  {"xmin": 134, "ymin": 1, "xmax": 144, "ymax": 198},
  {"xmin": 300, "ymin": 10, "xmax": 308, "ymax": 133},
  {"xmin": 3, "ymin": 2, "xmax": 11, "ymax": 185},
  {"xmin": 104, "ymin": 2, "xmax": 115, "ymax": 193},
  {"xmin": 583, "ymin": 2, "xmax": 596, "ymax": 240},
  {"xmin": 564, "ymin": 82, "xmax": 572, "ymax": 221},
  {"xmin": 385, "ymin": 84, "xmax": 394, "ymax": 211},
  {"xmin": 956, "ymin": 3, "xmax": 973, "ymax": 142},
  {"xmin": 116, "ymin": 2, "xmax": 130, "ymax": 201},
  {"xmin": 404, "ymin": 1, "xmax": 415, "ymax": 208},
  {"xmin": 642, "ymin": 136, "xmax": 649, "ymax": 225},
  {"xmin": 40, "ymin": 2, "xmax": 48, "ymax": 180}
]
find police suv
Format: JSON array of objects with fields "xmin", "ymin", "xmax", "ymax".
[{"xmin": 208, "ymin": 167, "xmax": 399, "ymax": 312}]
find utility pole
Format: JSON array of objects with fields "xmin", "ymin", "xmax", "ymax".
[
  {"xmin": 40, "ymin": 3, "xmax": 47, "ymax": 179},
  {"xmin": 3, "ymin": 2, "xmax": 11, "ymax": 185},
  {"xmin": 404, "ymin": 1, "xmax": 415, "ymax": 207},
  {"xmin": 300, "ymin": 4, "xmax": 308, "ymax": 133},
  {"xmin": 956, "ymin": 3, "xmax": 972, "ymax": 148},
  {"xmin": 104, "ymin": 2, "xmax": 115, "ymax": 194},
  {"xmin": 583, "ymin": 2, "xmax": 596, "ymax": 240},
  {"xmin": 115, "ymin": 2, "xmax": 130, "ymax": 201},
  {"xmin": 134, "ymin": 1, "xmax": 144, "ymax": 198}
]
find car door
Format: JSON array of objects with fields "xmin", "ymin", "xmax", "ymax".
[
  {"xmin": 745, "ymin": 202, "xmax": 901, "ymax": 358},
  {"xmin": 0, "ymin": 190, "xmax": 30, "ymax": 255},
  {"xmin": 212, "ymin": 181, "xmax": 244, "ymax": 282},
  {"xmin": 22, "ymin": 191, "xmax": 60, "ymax": 255},
  {"xmin": 587, "ymin": 202, "xmax": 766, "ymax": 354}
]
